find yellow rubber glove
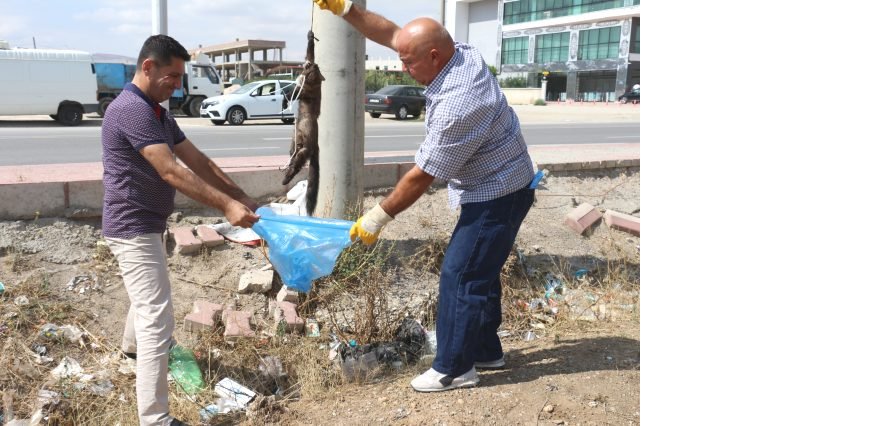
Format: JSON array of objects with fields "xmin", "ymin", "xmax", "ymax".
[
  {"xmin": 350, "ymin": 204, "xmax": 393, "ymax": 245},
  {"xmin": 313, "ymin": 0, "xmax": 353, "ymax": 16}
]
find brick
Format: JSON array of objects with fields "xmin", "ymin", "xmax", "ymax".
[
  {"xmin": 276, "ymin": 286, "xmax": 299, "ymax": 303},
  {"xmin": 603, "ymin": 210, "xmax": 640, "ymax": 237},
  {"xmin": 195, "ymin": 225, "xmax": 225, "ymax": 248},
  {"xmin": 271, "ymin": 301, "xmax": 305, "ymax": 333},
  {"xmin": 184, "ymin": 300, "xmax": 224, "ymax": 332},
  {"xmin": 169, "ymin": 226, "xmax": 202, "ymax": 255},
  {"xmin": 237, "ymin": 270, "xmax": 274, "ymax": 294},
  {"xmin": 563, "ymin": 203, "xmax": 602, "ymax": 235},
  {"xmin": 222, "ymin": 310, "xmax": 254, "ymax": 340}
]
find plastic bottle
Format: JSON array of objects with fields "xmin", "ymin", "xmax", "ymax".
[{"xmin": 169, "ymin": 345, "xmax": 206, "ymax": 395}]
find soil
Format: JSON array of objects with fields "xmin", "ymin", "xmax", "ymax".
[{"xmin": 0, "ymin": 167, "xmax": 640, "ymax": 425}]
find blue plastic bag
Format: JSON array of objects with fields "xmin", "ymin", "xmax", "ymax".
[{"xmin": 251, "ymin": 207, "xmax": 354, "ymax": 292}]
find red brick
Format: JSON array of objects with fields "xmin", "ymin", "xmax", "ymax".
[
  {"xmin": 169, "ymin": 226, "xmax": 202, "ymax": 255},
  {"xmin": 271, "ymin": 301, "xmax": 305, "ymax": 333},
  {"xmin": 604, "ymin": 210, "xmax": 640, "ymax": 237},
  {"xmin": 222, "ymin": 310, "xmax": 255, "ymax": 340},
  {"xmin": 184, "ymin": 300, "xmax": 224, "ymax": 332},
  {"xmin": 195, "ymin": 225, "xmax": 225, "ymax": 248},
  {"xmin": 564, "ymin": 203, "xmax": 603, "ymax": 235}
]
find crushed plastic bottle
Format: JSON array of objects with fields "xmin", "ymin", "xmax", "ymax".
[{"xmin": 169, "ymin": 345, "xmax": 206, "ymax": 395}]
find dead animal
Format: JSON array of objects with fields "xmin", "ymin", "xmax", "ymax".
[{"xmin": 282, "ymin": 30, "xmax": 324, "ymax": 216}]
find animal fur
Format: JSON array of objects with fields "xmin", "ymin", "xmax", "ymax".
[{"xmin": 282, "ymin": 30, "xmax": 324, "ymax": 216}]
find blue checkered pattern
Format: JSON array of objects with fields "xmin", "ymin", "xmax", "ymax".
[{"xmin": 415, "ymin": 43, "xmax": 534, "ymax": 208}]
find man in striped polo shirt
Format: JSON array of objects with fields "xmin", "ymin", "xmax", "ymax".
[
  {"xmin": 102, "ymin": 35, "xmax": 259, "ymax": 425},
  {"xmin": 316, "ymin": 1, "xmax": 537, "ymax": 392}
]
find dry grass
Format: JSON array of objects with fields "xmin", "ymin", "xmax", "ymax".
[{"xmin": 0, "ymin": 207, "xmax": 640, "ymax": 424}]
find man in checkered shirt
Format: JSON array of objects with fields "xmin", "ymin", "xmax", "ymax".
[{"xmin": 316, "ymin": 0, "xmax": 537, "ymax": 392}]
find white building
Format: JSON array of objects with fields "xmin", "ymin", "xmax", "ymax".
[{"xmin": 444, "ymin": 0, "xmax": 640, "ymax": 102}]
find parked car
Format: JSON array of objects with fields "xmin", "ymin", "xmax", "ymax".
[
  {"xmin": 364, "ymin": 85, "xmax": 426, "ymax": 119},
  {"xmin": 618, "ymin": 91, "xmax": 640, "ymax": 104},
  {"xmin": 200, "ymin": 79, "xmax": 298, "ymax": 125}
]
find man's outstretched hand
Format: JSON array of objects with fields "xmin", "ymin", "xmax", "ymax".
[
  {"xmin": 349, "ymin": 204, "xmax": 393, "ymax": 245},
  {"xmin": 313, "ymin": 0, "xmax": 352, "ymax": 16}
]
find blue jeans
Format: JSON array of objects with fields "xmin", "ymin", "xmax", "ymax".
[{"xmin": 432, "ymin": 186, "xmax": 534, "ymax": 377}]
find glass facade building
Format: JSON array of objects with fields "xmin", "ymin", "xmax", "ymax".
[{"xmin": 445, "ymin": 0, "xmax": 640, "ymax": 102}]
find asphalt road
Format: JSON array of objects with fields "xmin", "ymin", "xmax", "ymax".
[{"xmin": 0, "ymin": 118, "xmax": 639, "ymax": 166}]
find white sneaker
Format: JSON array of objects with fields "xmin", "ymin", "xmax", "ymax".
[
  {"xmin": 473, "ymin": 357, "xmax": 505, "ymax": 369},
  {"xmin": 410, "ymin": 367, "xmax": 479, "ymax": 392}
]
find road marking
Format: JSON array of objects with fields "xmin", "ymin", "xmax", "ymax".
[{"xmin": 201, "ymin": 147, "xmax": 280, "ymax": 151}]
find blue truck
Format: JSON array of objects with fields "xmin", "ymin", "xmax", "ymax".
[
  {"xmin": 94, "ymin": 62, "xmax": 136, "ymax": 117},
  {"xmin": 93, "ymin": 53, "xmax": 221, "ymax": 117}
]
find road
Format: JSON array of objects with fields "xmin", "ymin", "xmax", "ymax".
[{"xmin": 0, "ymin": 118, "xmax": 639, "ymax": 166}]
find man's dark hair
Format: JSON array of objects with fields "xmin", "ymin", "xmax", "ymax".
[{"xmin": 137, "ymin": 35, "xmax": 190, "ymax": 68}]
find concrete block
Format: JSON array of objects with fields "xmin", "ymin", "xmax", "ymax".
[
  {"xmin": 603, "ymin": 210, "xmax": 640, "ymax": 237},
  {"xmin": 169, "ymin": 226, "xmax": 202, "ymax": 255},
  {"xmin": 564, "ymin": 203, "xmax": 602, "ymax": 235},
  {"xmin": 0, "ymin": 182, "xmax": 66, "ymax": 219},
  {"xmin": 184, "ymin": 300, "xmax": 224, "ymax": 332},
  {"xmin": 362, "ymin": 163, "xmax": 399, "ymax": 189},
  {"xmin": 237, "ymin": 269, "xmax": 274, "ymax": 294},
  {"xmin": 68, "ymin": 180, "xmax": 104, "ymax": 212},
  {"xmin": 195, "ymin": 225, "xmax": 225, "ymax": 247},
  {"xmin": 222, "ymin": 310, "xmax": 255, "ymax": 340},
  {"xmin": 276, "ymin": 286, "xmax": 299, "ymax": 303},
  {"xmin": 271, "ymin": 301, "xmax": 305, "ymax": 333}
]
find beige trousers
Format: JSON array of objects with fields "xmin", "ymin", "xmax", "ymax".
[{"xmin": 106, "ymin": 233, "xmax": 175, "ymax": 426}]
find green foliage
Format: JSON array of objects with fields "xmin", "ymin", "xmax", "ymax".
[
  {"xmin": 487, "ymin": 65, "xmax": 498, "ymax": 77},
  {"xmin": 533, "ymin": 98, "xmax": 547, "ymax": 106},
  {"xmin": 499, "ymin": 76, "xmax": 528, "ymax": 88},
  {"xmin": 364, "ymin": 70, "xmax": 419, "ymax": 93}
]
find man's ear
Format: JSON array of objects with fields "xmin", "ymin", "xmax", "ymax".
[{"xmin": 141, "ymin": 58, "xmax": 154, "ymax": 76}]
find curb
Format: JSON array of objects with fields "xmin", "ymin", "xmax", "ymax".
[{"xmin": 0, "ymin": 152, "xmax": 639, "ymax": 220}]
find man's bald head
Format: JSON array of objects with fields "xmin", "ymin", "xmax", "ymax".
[{"xmin": 395, "ymin": 17, "xmax": 455, "ymax": 85}]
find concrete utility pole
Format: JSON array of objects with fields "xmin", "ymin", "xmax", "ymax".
[
  {"xmin": 152, "ymin": 0, "xmax": 169, "ymax": 109},
  {"xmin": 312, "ymin": 1, "xmax": 366, "ymax": 219},
  {"xmin": 152, "ymin": 0, "xmax": 168, "ymax": 36}
]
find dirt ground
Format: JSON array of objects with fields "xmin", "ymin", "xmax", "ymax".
[{"xmin": 0, "ymin": 167, "xmax": 639, "ymax": 425}]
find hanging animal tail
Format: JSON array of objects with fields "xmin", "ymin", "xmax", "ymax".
[{"xmin": 305, "ymin": 148, "xmax": 319, "ymax": 216}]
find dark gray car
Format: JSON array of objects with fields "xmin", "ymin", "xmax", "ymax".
[{"xmin": 364, "ymin": 85, "xmax": 426, "ymax": 119}]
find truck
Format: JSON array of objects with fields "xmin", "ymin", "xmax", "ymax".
[
  {"xmin": 170, "ymin": 53, "xmax": 223, "ymax": 117},
  {"xmin": 92, "ymin": 54, "xmax": 137, "ymax": 117},
  {"xmin": 0, "ymin": 41, "xmax": 98, "ymax": 126},
  {"xmin": 93, "ymin": 52, "xmax": 221, "ymax": 117}
]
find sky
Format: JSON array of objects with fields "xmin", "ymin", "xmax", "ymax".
[{"xmin": 0, "ymin": 0, "xmax": 442, "ymax": 61}]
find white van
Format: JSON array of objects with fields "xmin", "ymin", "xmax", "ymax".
[{"xmin": 0, "ymin": 42, "xmax": 98, "ymax": 126}]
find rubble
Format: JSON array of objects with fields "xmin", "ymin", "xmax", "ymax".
[
  {"xmin": 238, "ymin": 270, "xmax": 274, "ymax": 294},
  {"xmin": 603, "ymin": 210, "xmax": 640, "ymax": 236},
  {"xmin": 222, "ymin": 310, "xmax": 255, "ymax": 340},
  {"xmin": 168, "ymin": 226, "xmax": 203, "ymax": 254},
  {"xmin": 195, "ymin": 225, "xmax": 225, "ymax": 247},
  {"xmin": 184, "ymin": 300, "xmax": 224, "ymax": 332},
  {"xmin": 563, "ymin": 202, "xmax": 602, "ymax": 235},
  {"xmin": 271, "ymin": 301, "xmax": 305, "ymax": 334}
]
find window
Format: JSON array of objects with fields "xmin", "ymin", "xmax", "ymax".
[
  {"xmin": 502, "ymin": 36, "xmax": 529, "ymax": 65},
  {"xmin": 631, "ymin": 22, "xmax": 640, "ymax": 53},
  {"xmin": 536, "ymin": 32, "xmax": 570, "ymax": 63},
  {"xmin": 503, "ymin": 0, "xmax": 625, "ymax": 25},
  {"xmin": 258, "ymin": 84, "xmax": 276, "ymax": 96},
  {"xmin": 192, "ymin": 65, "xmax": 220, "ymax": 84},
  {"xmin": 578, "ymin": 26, "xmax": 620, "ymax": 60}
]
